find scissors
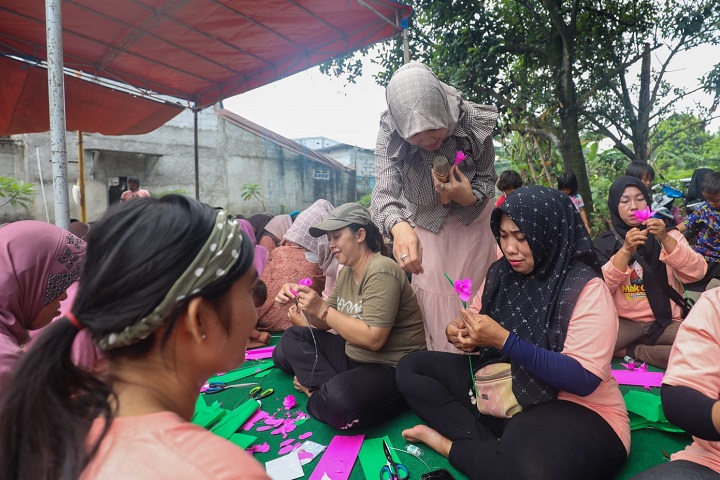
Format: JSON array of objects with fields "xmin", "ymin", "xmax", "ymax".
[
  {"xmin": 379, "ymin": 440, "xmax": 409, "ymax": 480},
  {"xmin": 249, "ymin": 386, "xmax": 274, "ymax": 401},
  {"xmin": 204, "ymin": 382, "xmax": 257, "ymax": 394}
]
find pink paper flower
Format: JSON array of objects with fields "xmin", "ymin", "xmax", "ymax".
[
  {"xmin": 455, "ymin": 151, "xmax": 467, "ymax": 165},
  {"xmin": 454, "ymin": 278, "xmax": 472, "ymax": 303},
  {"xmin": 299, "ymin": 278, "xmax": 313, "ymax": 286},
  {"xmin": 283, "ymin": 395, "xmax": 297, "ymax": 410},
  {"xmin": 633, "ymin": 207, "xmax": 657, "ymax": 222}
]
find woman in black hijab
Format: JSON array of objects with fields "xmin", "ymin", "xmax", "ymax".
[
  {"xmin": 396, "ymin": 186, "xmax": 630, "ymax": 480},
  {"xmin": 594, "ymin": 176, "xmax": 706, "ymax": 369}
]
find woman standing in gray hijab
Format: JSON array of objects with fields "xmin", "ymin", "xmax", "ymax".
[{"xmin": 371, "ymin": 62, "xmax": 499, "ymax": 352}]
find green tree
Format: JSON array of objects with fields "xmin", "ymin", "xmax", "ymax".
[
  {"xmin": 0, "ymin": 176, "xmax": 35, "ymax": 212},
  {"xmin": 240, "ymin": 183, "xmax": 266, "ymax": 211},
  {"xmin": 581, "ymin": 3, "xmax": 720, "ymax": 164},
  {"xmin": 652, "ymin": 113, "xmax": 712, "ymax": 171},
  {"xmin": 327, "ymin": 0, "xmax": 720, "ymax": 217}
]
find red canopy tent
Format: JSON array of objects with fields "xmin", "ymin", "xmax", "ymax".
[{"xmin": 0, "ymin": 0, "xmax": 412, "ymax": 135}]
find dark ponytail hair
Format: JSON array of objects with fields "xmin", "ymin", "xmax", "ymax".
[
  {"xmin": 0, "ymin": 195, "xmax": 254, "ymax": 480},
  {"xmin": 348, "ymin": 221, "xmax": 388, "ymax": 256}
]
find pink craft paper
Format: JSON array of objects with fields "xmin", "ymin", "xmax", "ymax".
[
  {"xmin": 309, "ymin": 435, "xmax": 365, "ymax": 480},
  {"xmin": 241, "ymin": 410, "xmax": 269, "ymax": 431},
  {"xmin": 299, "ymin": 432, "xmax": 313, "ymax": 440},
  {"xmin": 280, "ymin": 438, "xmax": 296, "ymax": 447},
  {"xmin": 298, "ymin": 452, "xmax": 314, "ymax": 462},
  {"xmin": 611, "ymin": 369, "xmax": 663, "ymax": 387},
  {"xmin": 244, "ymin": 346, "xmax": 275, "ymax": 361}
]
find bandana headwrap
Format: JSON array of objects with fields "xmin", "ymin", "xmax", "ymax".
[{"xmin": 95, "ymin": 211, "xmax": 244, "ymax": 350}]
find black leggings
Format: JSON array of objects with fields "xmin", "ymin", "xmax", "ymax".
[
  {"xmin": 396, "ymin": 351, "xmax": 628, "ymax": 480},
  {"xmin": 273, "ymin": 326, "xmax": 406, "ymax": 429}
]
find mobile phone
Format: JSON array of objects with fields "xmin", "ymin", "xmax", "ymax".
[{"xmin": 421, "ymin": 468, "xmax": 456, "ymax": 480}]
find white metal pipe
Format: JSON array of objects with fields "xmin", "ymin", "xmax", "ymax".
[
  {"xmin": 46, "ymin": 0, "xmax": 70, "ymax": 229},
  {"xmin": 35, "ymin": 146, "xmax": 50, "ymax": 222}
]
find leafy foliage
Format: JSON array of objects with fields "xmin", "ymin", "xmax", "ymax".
[
  {"xmin": 240, "ymin": 183, "xmax": 266, "ymax": 211},
  {"xmin": 324, "ymin": 0, "xmax": 720, "ymax": 217},
  {"xmin": 0, "ymin": 176, "xmax": 35, "ymax": 212}
]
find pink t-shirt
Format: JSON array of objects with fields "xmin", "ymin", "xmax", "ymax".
[
  {"xmin": 82, "ymin": 411, "xmax": 270, "ymax": 479},
  {"xmin": 601, "ymin": 230, "xmax": 707, "ymax": 323},
  {"xmin": 663, "ymin": 288, "xmax": 720, "ymax": 473},
  {"xmin": 470, "ymin": 277, "xmax": 631, "ymax": 454}
]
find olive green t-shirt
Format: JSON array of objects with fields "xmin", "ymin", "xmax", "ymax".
[{"xmin": 327, "ymin": 254, "xmax": 426, "ymax": 366}]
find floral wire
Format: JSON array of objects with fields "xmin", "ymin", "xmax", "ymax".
[{"xmin": 444, "ymin": 272, "xmax": 478, "ymax": 402}]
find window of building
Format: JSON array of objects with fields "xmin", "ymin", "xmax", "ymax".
[{"xmin": 313, "ymin": 169, "xmax": 330, "ymax": 180}]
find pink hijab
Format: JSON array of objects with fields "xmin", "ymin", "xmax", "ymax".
[
  {"xmin": 0, "ymin": 221, "xmax": 85, "ymax": 386},
  {"xmin": 264, "ymin": 214, "xmax": 292, "ymax": 240},
  {"xmin": 237, "ymin": 218, "xmax": 269, "ymax": 276}
]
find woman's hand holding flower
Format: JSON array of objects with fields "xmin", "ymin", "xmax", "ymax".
[
  {"xmin": 431, "ymin": 165, "xmax": 477, "ymax": 207},
  {"xmin": 644, "ymin": 218, "xmax": 677, "ymax": 252},
  {"xmin": 295, "ymin": 285, "xmax": 326, "ymax": 318},
  {"xmin": 620, "ymin": 227, "xmax": 647, "ymax": 256},
  {"xmin": 458, "ymin": 310, "xmax": 509, "ymax": 350},
  {"xmin": 275, "ymin": 283, "xmax": 301, "ymax": 306},
  {"xmin": 446, "ymin": 318, "xmax": 474, "ymax": 352}
]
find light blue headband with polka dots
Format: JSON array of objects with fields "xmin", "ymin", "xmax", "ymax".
[{"xmin": 95, "ymin": 210, "xmax": 243, "ymax": 351}]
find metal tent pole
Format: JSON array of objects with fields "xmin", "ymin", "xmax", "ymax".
[
  {"xmin": 46, "ymin": 0, "xmax": 70, "ymax": 228},
  {"xmin": 194, "ymin": 108, "xmax": 200, "ymax": 200}
]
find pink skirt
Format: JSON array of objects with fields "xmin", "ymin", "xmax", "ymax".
[{"xmin": 413, "ymin": 205, "xmax": 497, "ymax": 352}]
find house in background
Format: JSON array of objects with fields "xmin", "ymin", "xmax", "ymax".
[
  {"xmin": 0, "ymin": 107, "xmax": 355, "ymax": 223},
  {"xmin": 295, "ymin": 136, "xmax": 376, "ymax": 200}
]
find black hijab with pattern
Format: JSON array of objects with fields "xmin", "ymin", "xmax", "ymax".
[
  {"xmin": 593, "ymin": 176, "xmax": 673, "ymax": 343},
  {"xmin": 479, "ymin": 185, "xmax": 602, "ymax": 407}
]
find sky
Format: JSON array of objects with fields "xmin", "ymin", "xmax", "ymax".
[{"xmin": 223, "ymin": 44, "xmax": 720, "ymax": 151}]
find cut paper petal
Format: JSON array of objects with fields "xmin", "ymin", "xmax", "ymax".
[
  {"xmin": 455, "ymin": 151, "xmax": 467, "ymax": 165},
  {"xmin": 283, "ymin": 395, "xmax": 297, "ymax": 410},
  {"xmin": 289, "ymin": 288, "xmax": 299, "ymax": 297},
  {"xmin": 278, "ymin": 443, "xmax": 302, "ymax": 455},
  {"xmin": 255, "ymin": 425, "xmax": 273, "ymax": 432},
  {"xmin": 246, "ymin": 442, "xmax": 270, "ymax": 453},
  {"xmin": 299, "ymin": 278, "xmax": 313, "ymax": 286},
  {"xmin": 299, "ymin": 432, "xmax": 313, "ymax": 440},
  {"xmin": 280, "ymin": 438, "xmax": 296, "ymax": 447}
]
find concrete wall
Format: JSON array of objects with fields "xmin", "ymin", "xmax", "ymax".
[{"xmin": 2, "ymin": 108, "xmax": 355, "ymax": 223}]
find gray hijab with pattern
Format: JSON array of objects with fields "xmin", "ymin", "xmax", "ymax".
[
  {"xmin": 95, "ymin": 210, "xmax": 243, "ymax": 350},
  {"xmin": 385, "ymin": 61, "xmax": 462, "ymax": 140}
]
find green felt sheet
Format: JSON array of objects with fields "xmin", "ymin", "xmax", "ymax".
[
  {"xmin": 358, "ymin": 436, "xmax": 401, "ymax": 479},
  {"xmin": 190, "ymin": 340, "xmax": 693, "ymax": 480}
]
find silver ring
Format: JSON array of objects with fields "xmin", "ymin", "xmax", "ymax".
[
  {"xmin": 399, "ymin": 253, "xmax": 409, "ymax": 261},
  {"xmin": 440, "ymin": 183, "xmax": 445, "ymax": 189}
]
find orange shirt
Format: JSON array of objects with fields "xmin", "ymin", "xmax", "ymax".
[
  {"xmin": 663, "ymin": 288, "xmax": 720, "ymax": 473},
  {"xmin": 470, "ymin": 277, "xmax": 631, "ymax": 454},
  {"xmin": 82, "ymin": 411, "xmax": 270, "ymax": 479},
  {"xmin": 601, "ymin": 230, "xmax": 707, "ymax": 323}
]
